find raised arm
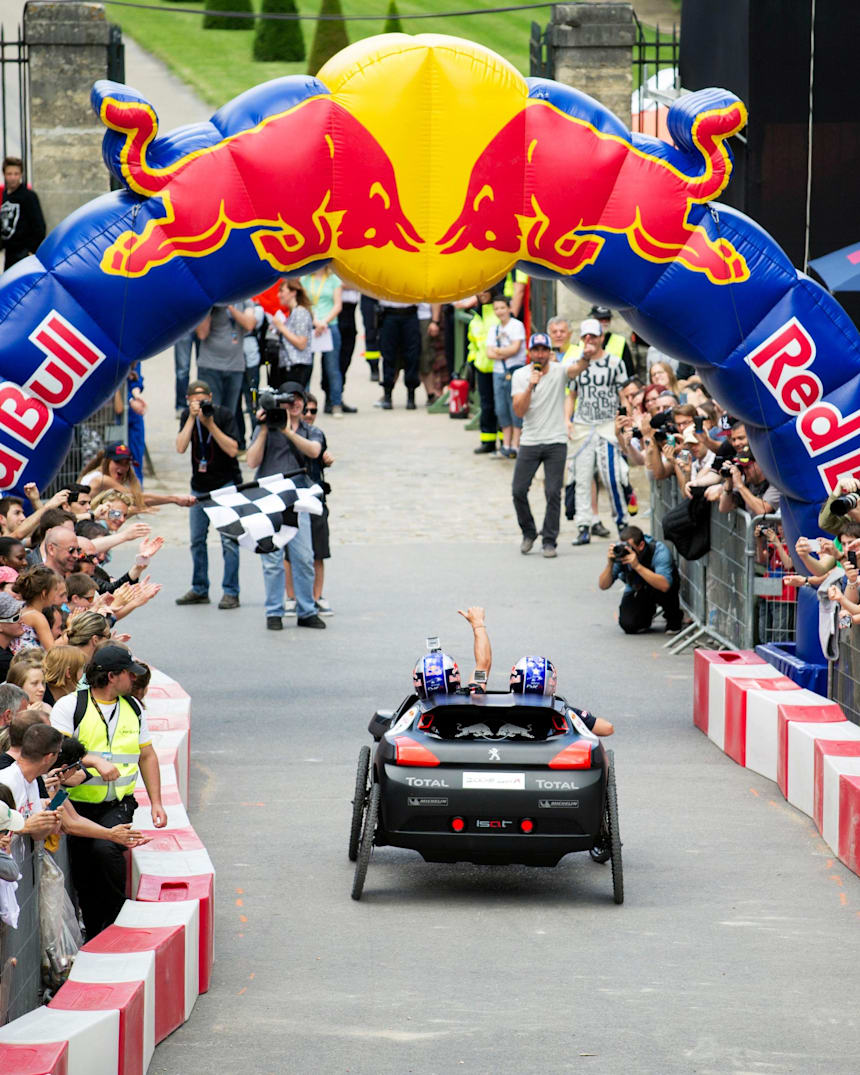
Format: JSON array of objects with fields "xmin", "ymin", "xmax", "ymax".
[{"xmin": 458, "ymin": 606, "xmax": 492, "ymax": 681}]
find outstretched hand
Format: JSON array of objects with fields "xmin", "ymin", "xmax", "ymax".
[{"xmin": 457, "ymin": 606, "xmax": 486, "ymax": 629}]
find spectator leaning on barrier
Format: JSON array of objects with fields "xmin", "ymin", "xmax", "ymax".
[
  {"xmin": 598, "ymin": 524, "xmax": 683, "ymax": 634},
  {"xmin": 176, "ymin": 379, "xmax": 242, "ymax": 610},
  {"xmin": 0, "ymin": 723, "xmax": 61, "ymax": 842},
  {"xmin": 50, "ymin": 645, "xmax": 165, "ymax": 938},
  {"xmin": 246, "ymin": 381, "xmax": 326, "ymax": 631},
  {"xmin": 717, "ymin": 447, "xmax": 781, "ymax": 516},
  {"xmin": 510, "ymin": 333, "xmax": 581, "ymax": 558}
]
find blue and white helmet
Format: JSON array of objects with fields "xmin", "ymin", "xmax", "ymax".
[
  {"xmin": 413, "ymin": 651, "xmax": 461, "ymax": 698},
  {"xmin": 510, "ymin": 656, "xmax": 557, "ymax": 696}
]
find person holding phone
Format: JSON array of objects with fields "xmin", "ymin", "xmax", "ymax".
[{"xmin": 510, "ymin": 333, "xmax": 584, "ymax": 557}]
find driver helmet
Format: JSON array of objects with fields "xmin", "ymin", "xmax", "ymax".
[
  {"xmin": 510, "ymin": 656, "xmax": 557, "ymax": 696},
  {"xmin": 413, "ymin": 651, "xmax": 461, "ymax": 698}
]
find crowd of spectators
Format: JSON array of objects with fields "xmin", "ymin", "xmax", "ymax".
[{"xmin": 0, "ymin": 467, "xmax": 169, "ymax": 947}]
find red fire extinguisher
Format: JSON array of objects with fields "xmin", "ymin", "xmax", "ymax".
[{"xmin": 448, "ymin": 375, "xmax": 470, "ymax": 419}]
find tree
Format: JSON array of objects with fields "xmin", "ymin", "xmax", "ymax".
[
  {"xmin": 383, "ymin": 0, "xmax": 403, "ymax": 33},
  {"xmin": 254, "ymin": 0, "xmax": 305, "ymax": 62},
  {"xmin": 203, "ymin": 0, "xmax": 253, "ymax": 31},
  {"xmin": 307, "ymin": 0, "xmax": 350, "ymax": 76}
]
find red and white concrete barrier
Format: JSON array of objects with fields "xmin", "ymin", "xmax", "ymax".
[
  {"xmin": 0, "ymin": 667, "xmax": 213, "ymax": 1073},
  {"xmin": 693, "ymin": 648, "xmax": 860, "ymax": 879}
]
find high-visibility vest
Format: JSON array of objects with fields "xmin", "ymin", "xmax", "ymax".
[
  {"xmin": 467, "ymin": 304, "xmax": 498, "ymax": 374},
  {"xmin": 503, "ymin": 270, "xmax": 528, "ymax": 299},
  {"xmin": 605, "ymin": 332, "xmax": 627, "ymax": 364},
  {"xmin": 68, "ymin": 690, "xmax": 142, "ymax": 804}
]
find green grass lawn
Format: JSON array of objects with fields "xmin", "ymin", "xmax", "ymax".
[{"xmin": 108, "ymin": 0, "xmax": 547, "ymax": 107}]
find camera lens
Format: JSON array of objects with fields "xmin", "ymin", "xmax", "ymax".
[{"xmin": 831, "ymin": 492, "xmax": 860, "ymax": 516}]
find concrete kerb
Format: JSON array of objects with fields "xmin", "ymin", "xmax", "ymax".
[{"xmin": 0, "ymin": 667, "xmax": 213, "ymax": 1073}]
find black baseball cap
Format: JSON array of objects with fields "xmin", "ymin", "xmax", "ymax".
[
  {"xmin": 104, "ymin": 441, "xmax": 136, "ymax": 463},
  {"xmin": 281, "ymin": 381, "xmax": 307, "ymax": 400},
  {"xmin": 89, "ymin": 644, "xmax": 146, "ymax": 676},
  {"xmin": 589, "ymin": 305, "xmax": 612, "ymax": 320}
]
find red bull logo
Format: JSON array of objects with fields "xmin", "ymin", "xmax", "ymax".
[
  {"xmin": 100, "ymin": 95, "xmax": 423, "ymax": 278},
  {"xmin": 437, "ymin": 99, "xmax": 749, "ymax": 286}
]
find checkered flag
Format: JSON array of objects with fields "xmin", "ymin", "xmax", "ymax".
[{"xmin": 195, "ymin": 473, "xmax": 323, "ymax": 554}]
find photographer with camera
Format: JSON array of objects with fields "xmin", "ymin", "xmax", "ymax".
[
  {"xmin": 598, "ymin": 525, "xmax": 683, "ymax": 634},
  {"xmin": 175, "ymin": 380, "xmax": 242, "ymax": 609},
  {"xmin": 717, "ymin": 447, "xmax": 781, "ymax": 517},
  {"xmin": 246, "ymin": 383, "xmax": 325, "ymax": 630},
  {"xmin": 819, "ymin": 476, "xmax": 860, "ymax": 537}
]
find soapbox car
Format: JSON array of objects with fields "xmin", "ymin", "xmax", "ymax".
[{"xmin": 348, "ymin": 690, "xmax": 622, "ymax": 903}]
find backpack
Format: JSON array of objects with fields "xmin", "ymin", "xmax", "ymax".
[{"xmin": 660, "ymin": 489, "xmax": 711, "ymax": 560}]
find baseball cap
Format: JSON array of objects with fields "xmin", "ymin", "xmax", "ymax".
[
  {"xmin": 186, "ymin": 380, "xmax": 211, "ymax": 396},
  {"xmin": 0, "ymin": 566, "xmax": 18, "ymax": 585},
  {"xmin": 589, "ymin": 305, "xmax": 612, "ymax": 320},
  {"xmin": 89, "ymin": 644, "xmax": 147, "ymax": 676},
  {"xmin": 0, "ymin": 592, "xmax": 23, "ymax": 622},
  {"xmin": 580, "ymin": 318, "xmax": 602, "ymax": 338},
  {"xmin": 0, "ymin": 802, "xmax": 25, "ymax": 833},
  {"xmin": 281, "ymin": 381, "xmax": 307, "ymax": 399},
  {"xmin": 104, "ymin": 441, "xmax": 135, "ymax": 463},
  {"xmin": 528, "ymin": 332, "xmax": 552, "ymax": 350}
]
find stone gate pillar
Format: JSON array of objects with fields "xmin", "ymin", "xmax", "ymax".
[
  {"xmin": 24, "ymin": 1, "xmax": 113, "ymax": 234},
  {"xmin": 548, "ymin": 2, "xmax": 635, "ymax": 327}
]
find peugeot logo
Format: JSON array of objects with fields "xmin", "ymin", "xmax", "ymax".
[{"xmin": 488, "ymin": 747, "xmax": 501, "ymax": 761}]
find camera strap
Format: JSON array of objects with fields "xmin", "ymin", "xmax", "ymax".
[{"xmin": 194, "ymin": 416, "xmax": 213, "ymax": 472}]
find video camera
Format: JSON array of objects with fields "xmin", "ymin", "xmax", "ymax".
[
  {"xmin": 650, "ymin": 409, "xmax": 678, "ymax": 446},
  {"xmin": 258, "ymin": 388, "xmax": 297, "ymax": 430}
]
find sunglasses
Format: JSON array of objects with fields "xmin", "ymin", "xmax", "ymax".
[
  {"xmin": 0, "ymin": 614, "xmax": 20, "ymax": 623},
  {"xmin": 76, "ymin": 554, "xmax": 98, "ymax": 564},
  {"xmin": 304, "ymin": 408, "xmax": 318, "ymax": 416}
]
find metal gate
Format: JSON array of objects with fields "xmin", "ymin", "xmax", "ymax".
[{"xmin": 0, "ymin": 25, "xmax": 29, "ymax": 173}]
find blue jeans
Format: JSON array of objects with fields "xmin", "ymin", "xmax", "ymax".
[
  {"xmin": 198, "ymin": 367, "xmax": 244, "ymax": 416},
  {"xmin": 189, "ymin": 497, "xmax": 240, "ymax": 597},
  {"xmin": 493, "ymin": 368, "xmax": 522, "ymax": 429},
  {"xmin": 174, "ymin": 332, "xmax": 196, "ymax": 409},
  {"xmin": 318, "ymin": 323, "xmax": 343, "ymax": 407},
  {"xmin": 260, "ymin": 512, "xmax": 315, "ymax": 619}
]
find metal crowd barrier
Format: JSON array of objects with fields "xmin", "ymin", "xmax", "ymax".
[
  {"xmin": 829, "ymin": 623, "xmax": 860, "ymax": 727},
  {"xmin": 0, "ymin": 840, "xmax": 42, "ymax": 1025},
  {"xmin": 647, "ymin": 478, "xmax": 797, "ymax": 653}
]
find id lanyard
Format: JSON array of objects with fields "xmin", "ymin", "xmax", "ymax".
[{"xmin": 195, "ymin": 416, "xmax": 212, "ymax": 474}]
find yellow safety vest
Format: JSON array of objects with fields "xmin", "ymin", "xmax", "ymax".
[
  {"xmin": 69, "ymin": 691, "xmax": 142, "ymax": 804},
  {"xmin": 503, "ymin": 270, "xmax": 528, "ymax": 299},
  {"xmin": 468, "ymin": 304, "xmax": 499, "ymax": 374},
  {"xmin": 605, "ymin": 332, "xmax": 627, "ymax": 364}
]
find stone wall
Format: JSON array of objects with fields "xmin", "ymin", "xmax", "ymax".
[
  {"xmin": 548, "ymin": 2, "xmax": 635, "ymax": 327},
  {"xmin": 24, "ymin": 2, "xmax": 113, "ymax": 234}
]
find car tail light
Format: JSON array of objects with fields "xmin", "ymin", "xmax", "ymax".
[
  {"xmin": 548, "ymin": 741, "xmax": 592, "ymax": 769},
  {"xmin": 451, "ymin": 817, "xmax": 465, "ymax": 832},
  {"xmin": 551, "ymin": 712, "xmax": 568, "ymax": 732},
  {"xmin": 393, "ymin": 736, "xmax": 440, "ymax": 767},
  {"xmin": 520, "ymin": 818, "xmax": 534, "ymax": 833}
]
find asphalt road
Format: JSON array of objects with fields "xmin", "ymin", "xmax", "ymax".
[{"xmin": 129, "ymin": 537, "xmax": 860, "ymax": 1075}]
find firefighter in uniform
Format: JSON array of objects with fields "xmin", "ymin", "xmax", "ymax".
[
  {"xmin": 467, "ymin": 290, "xmax": 500, "ymax": 455},
  {"xmin": 56, "ymin": 645, "xmax": 166, "ymax": 938}
]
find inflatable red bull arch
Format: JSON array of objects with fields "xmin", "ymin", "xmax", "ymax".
[{"xmin": 1, "ymin": 33, "xmax": 858, "ymax": 539}]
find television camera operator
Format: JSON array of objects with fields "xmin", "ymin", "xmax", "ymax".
[
  {"xmin": 246, "ymin": 383, "xmax": 325, "ymax": 631},
  {"xmin": 598, "ymin": 525, "xmax": 683, "ymax": 634}
]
